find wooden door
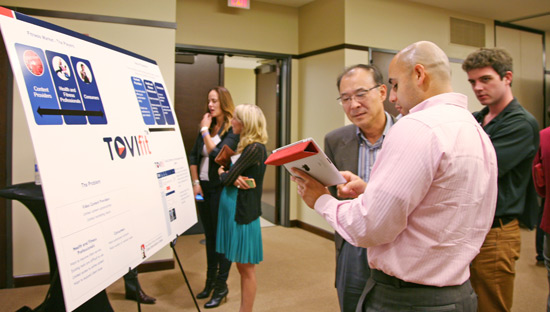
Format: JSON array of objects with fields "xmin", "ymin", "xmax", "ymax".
[
  {"xmin": 255, "ymin": 63, "xmax": 279, "ymax": 224},
  {"xmin": 174, "ymin": 54, "xmax": 223, "ymax": 154},
  {"xmin": 174, "ymin": 53, "xmax": 222, "ymax": 234}
]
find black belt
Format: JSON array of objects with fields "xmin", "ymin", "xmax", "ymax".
[
  {"xmin": 491, "ymin": 216, "xmax": 517, "ymax": 228},
  {"xmin": 371, "ymin": 269, "xmax": 433, "ymax": 288}
]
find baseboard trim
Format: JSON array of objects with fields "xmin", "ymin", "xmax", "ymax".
[
  {"xmin": 13, "ymin": 259, "xmax": 175, "ymax": 288},
  {"xmin": 136, "ymin": 258, "xmax": 175, "ymax": 273},
  {"xmin": 13, "ymin": 273, "xmax": 50, "ymax": 288},
  {"xmin": 290, "ymin": 220, "xmax": 334, "ymax": 241}
]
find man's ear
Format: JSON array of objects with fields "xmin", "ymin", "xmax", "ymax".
[
  {"xmin": 503, "ymin": 70, "xmax": 513, "ymax": 86},
  {"xmin": 378, "ymin": 83, "xmax": 387, "ymax": 101},
  {"xmin": 413, "ymin": 64, "xmax": 426, "ymax": 87}
]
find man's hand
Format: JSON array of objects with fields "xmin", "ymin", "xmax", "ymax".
[
  {"xmin": 290, "ymin": 168, "xmax": 329, "ymax": 209},
  {"xmin": 337, "ymin": 171, "xmax": 367, "ymax": 199}
]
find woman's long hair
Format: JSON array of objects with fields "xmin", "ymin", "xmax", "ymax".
[
  {"xmin": 208, "ymin": 86, "xmax": 235, "ymax": 136},
  {"xmin": 234, "ymin": 104, "xmax": 268, "ymax": 153}
]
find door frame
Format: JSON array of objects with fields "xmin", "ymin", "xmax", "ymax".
[{"xmin": 175, "ymin": 44, "xmax": 292, "ymax": 227}]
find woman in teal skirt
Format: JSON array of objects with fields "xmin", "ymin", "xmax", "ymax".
[{"xmin": 217, "ymin": 104, "xmax": 268, "ymax": 312}]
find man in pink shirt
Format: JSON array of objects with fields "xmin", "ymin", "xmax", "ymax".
[{"xmin": 292, "ymin": 41, "xmax": 498, "ymax": 311}]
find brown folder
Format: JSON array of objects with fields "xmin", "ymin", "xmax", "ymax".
[{"xmin": 214, "ymin": 145, "xmax": 235, "ymax": 168}]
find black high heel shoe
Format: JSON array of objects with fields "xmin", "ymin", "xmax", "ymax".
[
  {"xmin": 204, "ymin": 285, "xmax": 228, "ymax": 308},
  {"xmin": 196, "ymin": 278, "xmax": 216, "ymax": 299},
  {"xmin": 125, "ymin": 288, "xmax": 157, "ymax": 304}
]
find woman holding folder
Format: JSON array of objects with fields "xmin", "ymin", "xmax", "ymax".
[
  {"xmin": 188, "ymin": 87, "xmax": 239, "ymax": 308},
  {"xmin": 217, "ymin": 104, "xmax": 268, "ymax": 312}
]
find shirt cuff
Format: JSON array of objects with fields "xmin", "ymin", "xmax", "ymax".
[{"xmin": 314, "ymin": 194, "xmax": 338, "ymax": 226}]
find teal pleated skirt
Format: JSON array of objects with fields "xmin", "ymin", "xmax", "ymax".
[{"xmin": 216, "ymin": 186, "xmax": 263, "ymax": 264}]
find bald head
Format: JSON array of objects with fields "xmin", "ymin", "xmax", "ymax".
[
  {"xmin": 397, "ymin": 41, "xmax": 451, "ymax": 85},
  {"xmin": 388, "ymin": 41, "xmax": 453, "ymax": 115}
]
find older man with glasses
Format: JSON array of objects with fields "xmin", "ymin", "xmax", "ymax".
[
  {"xmin": 324, "ymin": 64, "xmax": 396, "ymax": 312},
  {"xmin": 293, "ymin": 41, "xmax": 498, "ymax": 311}
]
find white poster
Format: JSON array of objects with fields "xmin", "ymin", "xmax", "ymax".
[{"xmin": 0, "ymin": 7, "xmax": 196, "ymax": 311}]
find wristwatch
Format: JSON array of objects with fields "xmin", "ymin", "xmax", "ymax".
[{"xmin": 193, "ymin": 179, "xmax": 200, "ymax": 186}]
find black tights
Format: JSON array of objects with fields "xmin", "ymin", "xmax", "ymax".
[{"xmin": 198, "ymin": 182, "xmax": 232, "ymax": 284}]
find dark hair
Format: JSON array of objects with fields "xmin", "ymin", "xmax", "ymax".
[
  {"xmin": 207, "ymin": 86, "xmax": 235, "ymax": 136},
  {"xmin": 462, "ymin": 48, "xmax": 513, "ymax": 79},
  {"xmin": 336, "ymin": 64, "xmax": 384, "ymax": 90}
]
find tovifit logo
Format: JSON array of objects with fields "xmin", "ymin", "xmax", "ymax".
[{"xmin": 103, "ymin": 135, "xmax": 152, "ymax": 160}]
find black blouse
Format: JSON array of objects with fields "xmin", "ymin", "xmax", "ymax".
[{"xmin": 220, "ymin": 142, "xmax": 267, "ymax": 224}]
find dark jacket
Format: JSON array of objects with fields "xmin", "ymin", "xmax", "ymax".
[
  {"xmin": 473, "ymin": 98, "xmax": 540, "ymax": 228},
  {"xmin": 220, "ymin": 142, "xmax": 267, "ymax": 224},
  {"xmin": 188, "ymin": 126, "xmax": 239, "ymax": 188}
]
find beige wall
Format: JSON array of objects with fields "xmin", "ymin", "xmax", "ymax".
[
  {"xmin": 0, "ymin": 0, "xmax": 175, "ymax": 21},
  {"xmin": 289, "ymin": 58, "xmax": 300, "ymax": 221},
  {"xmin": 299, "ymin": 0, "xmax": 344, "ymax": 53},
  {"xmin": 2, "ymin": 0, "xmax": 176, "ymax": 275},
  {"xmin": 345, "ymin": 0, "xmax": 494, "ymax": 59},
  {"xmin": 177, "ymin": 0, "xmax": 299, "ymax": 54},
  {"xmin": 297, "ymin": 50, "xmax": 346, "ymax": 231},
  {"xmin": 225, "ymin": 68, "xmax": 256, "ymax": 106},
  {"xmin": 497, "ymin": 26, "xmax": 544, "ymax": 128}
]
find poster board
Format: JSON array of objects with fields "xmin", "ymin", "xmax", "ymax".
[{"xmin": 0, "ymin": 7, "xmax": 196, "ymax": 311}]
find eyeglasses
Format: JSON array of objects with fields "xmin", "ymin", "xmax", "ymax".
[{"xmin": 337, "ymin": 85, "xmax": 381, "ymax": 106}]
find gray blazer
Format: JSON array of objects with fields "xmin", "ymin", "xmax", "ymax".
[
  {"xmin": 324, "ymin": 114, "xmax": 397, "ymax": 254},
  {"xmin": 324, "ymin": 124, "xmax": 360, "ymax": 254}
]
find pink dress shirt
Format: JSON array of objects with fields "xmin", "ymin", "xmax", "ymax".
[{"xmin": 315, "ymin": 93, "xmax": 498, "ymax": 287}]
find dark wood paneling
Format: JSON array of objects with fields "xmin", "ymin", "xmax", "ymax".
[
  {"xmin": 175, "ymin": 54, "xmax": 222, "ymax": 154},
  {"xmin": 0, "ymin": 31, "xmax": 13, "ymax": 289}
]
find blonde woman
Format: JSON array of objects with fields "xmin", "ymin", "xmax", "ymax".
[
  {"xmin": 188, "ymin": 86, "xmax": 238, "ymax": 308},
  {"xmin": 217, "ymin": 104, "xmax": 268, "ymax": 312}
]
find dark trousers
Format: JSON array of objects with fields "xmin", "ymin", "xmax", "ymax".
[
  {"xmin": 198, "ymin": 181, "xmax": 231, "ymax": 284},
  {"xmin": 538, "ymin": 199, "xmax": 546, "ymax": 261},
  {"xmin": 336, "ymin": 240, "xmax": 370, "ymax": 312},
  {"xmin": 544, "ymin": 233, "xmax": 550, "ymax": 312},
  {"xmin": 357, "ymin": 270, "xmax": 477, "ymax": 312}
]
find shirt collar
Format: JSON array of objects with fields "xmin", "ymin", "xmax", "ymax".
[
  {"xmin": 475, "ymin": 97, "xmax": 520, "ymax": 123},
  {"xmin": 409, "ymin": 92, "xmax": 468, "ymax": 114},
  {"xmin": 356, "ymin": 111, "xmax": 395, "ymax": 146}
]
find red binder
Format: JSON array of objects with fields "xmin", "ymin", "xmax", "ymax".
[
  {"xmin": 265, "ymin": 138, "xmax": 346, "ymax": 186},
  {"xmin": 264, "ymin": 140, "xmax": 318, "ymax": 166}
]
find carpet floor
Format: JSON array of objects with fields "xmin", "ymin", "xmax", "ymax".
[{"xmin": 0, "ymin": 226, "xmax": 546, "ymax": 311}]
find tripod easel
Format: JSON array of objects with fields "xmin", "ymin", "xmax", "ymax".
[{"xmin": 171, "ymin": 236, "xmax": 201, "ymax": 312}]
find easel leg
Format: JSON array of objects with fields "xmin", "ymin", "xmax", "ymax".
[{"xmin": 171, "ymin": 238, "xmax": 201, "ymax": 312}]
